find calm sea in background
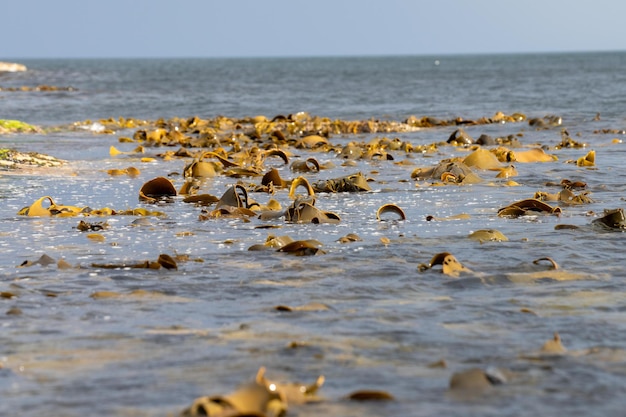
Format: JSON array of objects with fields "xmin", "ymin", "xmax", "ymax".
[{"xmin": 1, "ymin": 52, "xmax": 626, "ymax": 416}]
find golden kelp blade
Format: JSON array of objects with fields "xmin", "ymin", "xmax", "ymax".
[
  {"xmin": 19, "ymin": 196, "xmax": 55, "ymax": 216},
  {"xmin": 376, "ymin": 203, "xmax": 406, "ymax": 221},
  {"xmin": 18, "ymin": 196, "xmax": 84, "ymax": 217},
  {"xmin": 290, "ymin": 157, "xmax": 320, "ymax": 172},
  {"xmin": 418, "ymin": 252, "xmax": 470, "ymax": 277},
  {"xmin": 576, "ymin": 149, "xmax": 596, "ymax": 167},
  {"xmin": 498, "ymin": 198, "xmax": 562, "ymax": 217},
  {"xmin": 262, "ymin": 168, "xmax": 288, "ymax": 188},
  {"xmin": 541, "ymin": 332, "xmax": 567, "ymax": 354},
  {"xmin": 138, "ymin": 176, "xmax": 177, "ymax": 202},
  {"xmin": 462, "ymin": 148, "xmax": 502, "ymax": 170},
  {"xmin": 216, "ymin": 184, "xmax": 249, "ymax": 208},
  {"xmin": 289, "ymin": 176, "xmax": 315, "ymax": 199},
  {"xmin": 278, "ymin": 240, "xmax": 325, "ymax": 256},
  {"xmin": 468, "ymin": 229, "xmax": 509, "ymax": 242},
  {"xmin": 510, "ymin": 148, "xmax": 557, "ymax": 163}
]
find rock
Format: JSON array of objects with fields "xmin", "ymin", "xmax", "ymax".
[
  {"xmin": 0, "ymin": 149, "xmax": 64, "ymax": 169},
  {"xmin": 0, "ymin": 61, "xmax": 27, "ymax": 72}
]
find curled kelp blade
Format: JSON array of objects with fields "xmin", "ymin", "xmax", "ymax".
[
  {"xmin": 263, "ymin": 148, "xmax": 289, "ymax": 165},
  {"xmin": 498, "ymin": 198, "xmax": 562, "ymax": 217},
  {"xmin": 591, "ymin": 208, "xmax": 626, "ymax": 229},
  {"xmin": 18, "ymin": 196, "xmax": 55, "ymax": 216},
  {"xmin": 277, "ymin": 240, "xmax": 325, "ymax": 256},
  {"xmin": 18, "ymin": 196, "xmax": 85, "ymax": 217},
  {"xmin": 139, "ymin": 177, "xmax": 177, "ymax": 202},
  {"xmin": 376, "ymin": 203, "xmax": 406, "ymax": 221},
  {"xmin": 468, "ymin": 229, "xmax": 508, "ymax": 242},
  {"xmin": 418, "ymin": 252, "xmax": 470, "ymax": 277},
  {"xmin": 284, "ymin": 201, "xmax": 340, "ymax": 224},
  {"xmin": 288, "ymin": 176, "xmax": 315, "ymax": 199},
  {"xmin": 261, "ymin": 168, "xmax": 288, "ymax": 188},
  {"xmin": 216, "ymin": 184, "xmax": 249, "ymax": 208},
  {"xmin": 290, "ymin": 157, "xmax": 320, "ymax": 173},
  {"xmin": 576, "ymin": 149, "xmax": 596, "ymax": 167}
]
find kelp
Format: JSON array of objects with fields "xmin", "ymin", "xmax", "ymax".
[
  {"xmin": 284, "ymin": 200, "xmax": 340, "ymax": 224},
  {"xmin": 498, "ymin": 198, "xmax": 562, "ymax": 218},
  {"xmin": 534, "ymin": 189, "xmax": 593, "ymax": 205},
  {"xmin": 411, "ymin": 160, "xmax": 483, "ymax": 185},
  {"xmin": 312, "ymin": 172, "xmax": 372, "ymax": 193},
  {"xmin": 449, "ymin": 368, "xmax": 507, "ymax": 391},
  {"xmin": 591, "ymin": 208, "xmax": 626, "ymax": 229},
  {"xmin": 541, "ymin": 332, "xmax": 567, "ymax": 354},
  {"xmin": 576, "ymin": 149, "xmax": 596, "ymax": 167},
  {"xmin": 418, "ymin": 252, "xmax": 471, "ymax": 277},
  {"xmin": 181, "ymin": 367, "xmax": 324, "ymax": 417},
  {"xmin": 91, "ymin": 253, "xmax": 177, "ymax": 270},
  {"xmin": 468, "ymin": 229, "xmax": 508, "ymax": 242},
  {"xmin": 376, "ymin": 203, "xmax": 406, "ymax": 221},
  {"xmin": 18, "ymin": 196, "xmax": 85, "ymax": 217},
  {"xmin": 138, "ymin": 177, "xmax": 177, "ymax": 202}
]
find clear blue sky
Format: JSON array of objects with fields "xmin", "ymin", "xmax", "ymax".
[{"xmin": 2, "ymin": 0, "xmax": 625, "ymax": 58}]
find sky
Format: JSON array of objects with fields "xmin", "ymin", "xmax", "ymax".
[{"xmin": 2, "ymin": 0, "xmax": 625, "ymax": 59}]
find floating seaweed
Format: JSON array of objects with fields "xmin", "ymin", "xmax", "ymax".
[{"xmin": 498, "ymin": 198, "xmax": 562, "ymax": 218}]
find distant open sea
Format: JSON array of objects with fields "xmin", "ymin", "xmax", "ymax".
[{"xmin": 1, "ymin": 52, "xmax": 626, "ymax": 417}]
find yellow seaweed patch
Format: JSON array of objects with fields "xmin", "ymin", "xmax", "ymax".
[
  {"xmin": 541, "ymin": 332, "xmax": 567, "ymax": 354},
  {"xmin": 468, "ymin": 229, "xmax": 508, "ymax": 242},
  {"xmin": 462, "ymin": 148, "xmax": 502, "ymax": 170},
  {"xmin": 511, "ymin": 148, "xmax": 556, "ymax": 163},
  {"xmin": 18, "ymin": 196, "xmax": 85, "ymax": 217},
  {"xmin": 576, "ymin": 150, "xmax": 596, "ymax": 167},
  {"xmin": 86, "ymin": 233, "xmax": 105, "ymax": 242}
]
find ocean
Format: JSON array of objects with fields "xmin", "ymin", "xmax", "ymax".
[{"xmin": 1, "ymin": 52, "xmax": 626, "ymax": 416}]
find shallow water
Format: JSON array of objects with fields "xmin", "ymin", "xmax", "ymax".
[{"xmin": 2, "ymin": 53, "xmax": 626, "ymax": 416}]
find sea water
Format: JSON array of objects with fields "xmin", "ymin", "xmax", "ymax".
[{"xmin": 1, "ymin": 52, "xmax": 626, "ymax": 416}]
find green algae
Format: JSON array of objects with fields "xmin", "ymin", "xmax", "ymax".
[{"xmin": 0, "ymin": 119, "xmax": 39, "ymax": 133}]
